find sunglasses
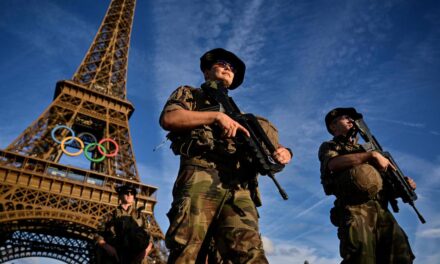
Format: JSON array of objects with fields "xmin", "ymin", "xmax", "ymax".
[
  {"xmin": 122, "ymin": 191, "xmax": 135, "ymax": 196},
  {"xmin": 332, "ymin": 115, "xmax": 351, "ymax": 124},
  {"xmin": 213, "ymin": 60, "xmax": 236, "ymax": 73}
]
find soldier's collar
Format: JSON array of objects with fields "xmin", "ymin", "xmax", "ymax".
[
  {"xmin": 119, "ymin": 204, "xmax": 133, "ymax": 212},
  {"xmin": 333, "ymin": 135, "xmax": 354, "ymax": 144},
  {"xmin": 333, "ymin": 135, "xmax": 346, "ymax": 141}
]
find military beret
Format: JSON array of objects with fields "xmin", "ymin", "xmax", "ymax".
[
  {"xmin": 200, "ymin": 48, "xmax": 246, "ymax": 90},
  {"xmin": 325, "ymin": 107, "xmax": 363, "ymax": 134}
]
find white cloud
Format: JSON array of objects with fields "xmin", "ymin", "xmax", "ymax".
[
  {"xmin": 417, "ymin": 228, "xmax": 440, "ymax": 238},
  {"xmin": 263, "ymin": 237, "xmax": 340, "ymax": 264},
  {"xmin": 368, "ymin": 117, "xmax": 425, "ymax": 128},
  {"xmin": 225, "ymin": 0, "xmax": 266, "ymax": 67},
  {"xmin": 391, "ymin": 150, "xmax": 440, "ymax": 187},
  {"xmin": 151, "ymin": 2, "xmax": 220, "ymax": 103},
  {"xmin": 294, "ymin": 197, "xmax": 331, "ymax": 219},
  {"xmin": 262, "ymin": 235, "xmax": 275, "ymax": 255}
]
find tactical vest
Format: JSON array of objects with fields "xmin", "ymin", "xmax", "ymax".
[
  {"xmin": 166, "ymin": 87, "xmax": 238, "ymax": 160},
  {"xmin": 111, "ymin": 206, "xmax": 150, "ymax": 255},
  {"xmin": 166, "ymin": 87, "xmax": 281, "ymax": 207}
]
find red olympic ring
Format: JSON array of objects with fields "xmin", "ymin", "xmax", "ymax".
[{"xmin": 98, "ymin": 138, "xmax": 119, "ymax": 157}]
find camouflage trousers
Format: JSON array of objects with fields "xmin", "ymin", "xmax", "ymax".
[
  {"xmin": 331, "ymin": 199, "xmax": 415, "ymax": 264},
  {"xmin": 165, "ymin": 165, "xmax": 268, "ymax": 264}
]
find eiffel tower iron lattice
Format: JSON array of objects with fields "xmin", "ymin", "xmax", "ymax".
[{"xmin": 0, "ymin": 0, "xmax": 165, "ymax": 263}]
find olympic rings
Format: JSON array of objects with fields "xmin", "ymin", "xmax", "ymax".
[
  {"xmin": 51, "ymin": 126, "xmax": 119, "ymax": 163},
  {"xmin": 61, "ymin": 136, "xmax": 84, "ymax": 156}
]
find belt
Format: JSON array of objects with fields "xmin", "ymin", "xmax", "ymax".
[
  {"xmin": 180, "ymin": 155, "xmax": 239, "ymax": 172},
  {"xmin": 337, "ymin": 190, "xmax": 388, "ymax": 208},
  {"xmin": 180, "ymin": 156, "xmax": 255, "ymax": 189}
]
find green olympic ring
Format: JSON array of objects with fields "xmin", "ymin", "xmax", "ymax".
[{"xmin": 84, "ymin": 143, "xmax": 107, "ymax": 162}]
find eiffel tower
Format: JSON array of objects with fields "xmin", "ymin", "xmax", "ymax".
[{"xmin": 0, "ymin": 0, "xmax": 164, "ymax": 263}]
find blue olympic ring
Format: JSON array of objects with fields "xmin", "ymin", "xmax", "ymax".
[{"xmin": 51, "ymin": 125, "xmax": 75, "ymax": 144}]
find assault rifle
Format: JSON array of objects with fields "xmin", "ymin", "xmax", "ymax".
[
  {"xmin": 201, "ymin": 81, "xmax": 289, "ymax": 200},
  {"xmin": 352, "ymin": 117, "xmax": 426, "ymax": 223}
]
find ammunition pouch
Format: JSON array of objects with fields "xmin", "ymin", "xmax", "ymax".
[
  {"xmin": 248, "ymin": 178, "xmax": 262, "ymax": 207},
  {"xmin": 321, "ymin": 175, "xmax": 335, "ymax": 196},
  {"xmin": 329, "ymin": 202, "xmax": 350, "ymax": 227},
  {"xmin": 329, "ymin": 206, "xmax": 341, "ymax": 227},
  {"xmin": 167, "ymin": 126, "xmax": 215, "ymax": 157}
]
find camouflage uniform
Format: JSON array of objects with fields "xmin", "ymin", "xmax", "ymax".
[
  {"xmin": 318, "ymin": 136, "xmax": 415, "ymax": 264},
  {"xmin": 95, "ymin": 204, "xmax": 151, "ymax": 264},
  {"xmin": 161, "ymin": 85, "xmax": 281, "ymax": 263}
]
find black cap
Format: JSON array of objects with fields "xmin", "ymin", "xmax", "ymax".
[
  {"xmin": 325, "ymin": 107, "xmax": 363, "ymax": 134},
  {"xmin": 200, "ymin": 48, "xmax": 246, "ymax": 90},
  {"xmin": 116, "ymin": 184, "xmax": 137, "ymax": 196}
]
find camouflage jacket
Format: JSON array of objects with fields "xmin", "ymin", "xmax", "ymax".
[
  {"xmin": 318, "ymin": 136, "xmax": 375, "ymax": 195},
  {"xmin": 160, "ymin": 85, "xmax": 281, "ymax": 171},
  {"xmin": 161, "ymin": 85, "xmax": 282, "ymax": 206},
  {"xmin": 95, "ymin": 204, "xmax": 150, "ymax": 249}
]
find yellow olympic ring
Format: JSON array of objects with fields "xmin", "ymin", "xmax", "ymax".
[{"xmin": 60, "ymin": 136, "xmax": 84, "ymax": 156}]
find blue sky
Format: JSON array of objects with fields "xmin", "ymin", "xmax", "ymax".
[{"xmin": 1, "ymin": 0, "xmax": 439, "ymax": 263}]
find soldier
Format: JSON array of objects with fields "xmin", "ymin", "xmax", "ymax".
[
  {"xmin": 95, "ymin": 184, "xmax": 153, "ymax": 264},
  {"xmin": 160, "ymin": 48, "xmax": 293, "ymax": 263},
  {"xmin": 318, "ymin": 107, "xmax": 416, "ymax": 264}
]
